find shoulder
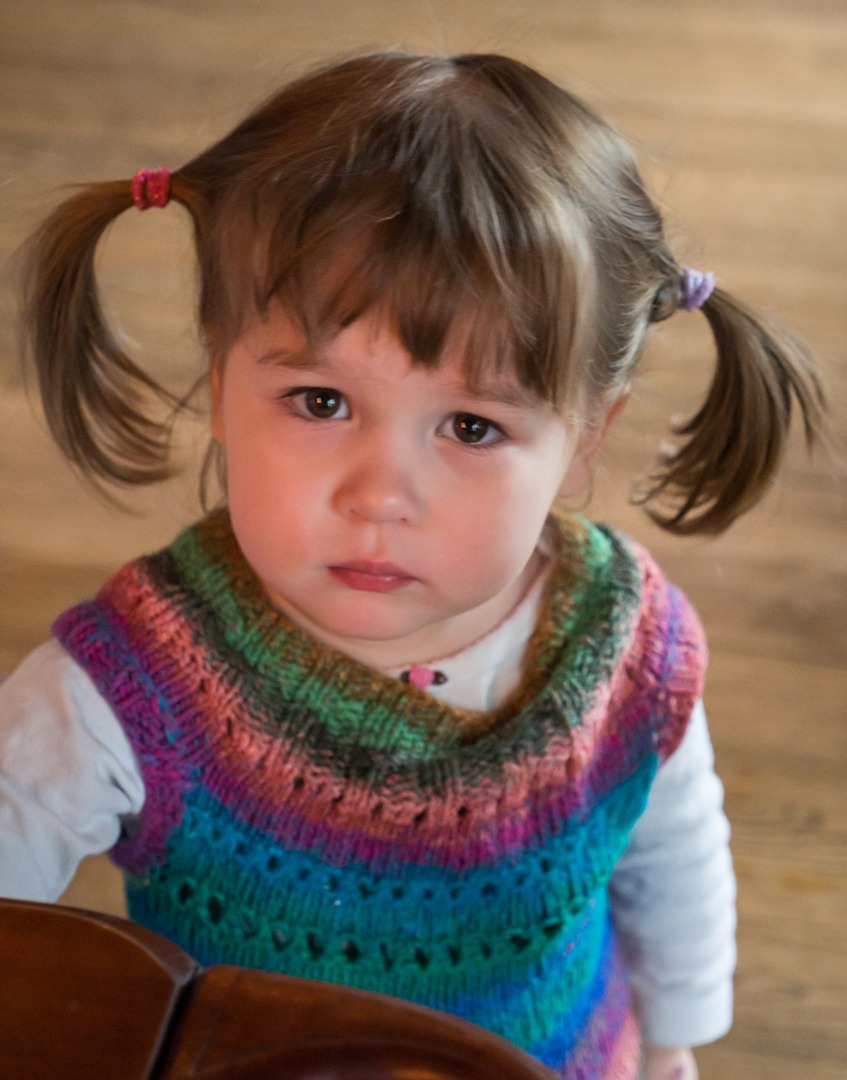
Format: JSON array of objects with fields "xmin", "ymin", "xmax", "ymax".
[
  {"xmin": 602, "ymin": 523, "xmax": 705, "ymax": 658},
  {"xmin": 0, "ymin": 641, "xmax": 144, "ymax": 901},
  {"xmin": 547, "ymin": 513, "xmax": 708, "ymax": 758},
  {"xmin": 1, "ymin": 638, "xmax": 102, "ymax": 719},
  {"xmin": 605, "ymin": 525, "xmax": 707, "ymax": 692},
  {"xmin": 549, "ymin": 512, "xmax": 704, "ymax": 648},
  {"xmin": 0, "ymin": 639, "xmax": 141, "ymax": 797},
  {"xmin": 52, "ymin": 511, "xmax": 232, "ymax": 652}
]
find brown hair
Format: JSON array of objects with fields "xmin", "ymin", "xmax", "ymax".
[{"xmin": 20, "ymin": 51, "xmax": 827, "ymax": 532}]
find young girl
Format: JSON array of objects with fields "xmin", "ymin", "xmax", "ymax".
[{"xmin": 0, "ymin": 52, "xmax": 826, "ymax": 1080}]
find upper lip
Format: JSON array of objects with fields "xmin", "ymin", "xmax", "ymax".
[{"xmin": 330, "ymin": 560, "xmax": 414, "ymax": 579}]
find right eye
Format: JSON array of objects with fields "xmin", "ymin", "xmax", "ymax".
[{"xmin": 283, "ymin": 387, "xmax": 349, "ymax": 420}]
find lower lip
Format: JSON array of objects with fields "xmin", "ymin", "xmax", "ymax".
[{"xmin": 329, "ymin": 566, "xmax": 415, "ymax": 593}]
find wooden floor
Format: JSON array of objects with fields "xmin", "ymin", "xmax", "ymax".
[{"xmin": 1, "ymin": 2, "xmax": 844, "ymax": 1077}]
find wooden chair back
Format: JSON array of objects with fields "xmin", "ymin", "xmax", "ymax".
[
  {"xmin": 0, "ymin": 899, "xmax": 556, "ymax": 1080},
  {"xmin": 0, "ymin": 898, "xmax": 197, "ymax": 1080}
]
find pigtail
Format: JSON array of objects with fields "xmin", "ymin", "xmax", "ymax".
[
  {"xmin": 20, "ymin": 178, "xmax": 182, "ymax": 487},
  {"xmin": 639, "ymin": 286, "xmax": 828, "ymax": 534}
]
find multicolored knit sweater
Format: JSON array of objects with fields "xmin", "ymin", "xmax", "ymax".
[{"xmin": 53, "ymin": 510, "xmax": 705, "ymax": 1079}]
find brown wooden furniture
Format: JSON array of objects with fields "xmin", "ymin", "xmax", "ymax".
[
  {"xmin": 0, "ymin": 898, "xmax": 555, "ymax": 1080},
  {"xmin": 0, "ymin": 898, "xmax": 197, "ymax": 1080}
]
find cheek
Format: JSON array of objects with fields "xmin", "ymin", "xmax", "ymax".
[
  {"xmin": 228, "ymin": 451, "xmax": 309, "ymax": 517},
  {"xmin": 482, "ymin": 463, "xmax": 567, "ymax": 558},
  {"xmin": 435, "ymin": 480, "xmax": 549, "ymax": 578},
  {"xmin": 223, "ymin": 441, "xmax": 308, "ymax": 556}
]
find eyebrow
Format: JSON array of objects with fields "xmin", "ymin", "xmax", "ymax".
[
  {"xmin": 463, "ymin": 382, "xmax": 544, "ymax": 409},
  {"xmin": 257, "ymin": 347, "xmax": 545, "ymax": 410},
  {"xmin": 257, "ymin": 346, "xmax": 322, "ymax": 370}
]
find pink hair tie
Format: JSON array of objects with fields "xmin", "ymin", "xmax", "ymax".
[
  {"xmin": 131, "ymin": 168, "xmax": 171, "ymax": 210},
  {"xmin": 679, "ymin": 267, "xmax": 715, "ymax": 311}
]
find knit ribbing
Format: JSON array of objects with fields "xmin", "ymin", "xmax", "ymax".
[{"xmin": 53, "ymin": 510, "xmax": 706, "ymax": 1079}]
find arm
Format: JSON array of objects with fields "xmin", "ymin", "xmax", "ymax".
[
  {"xmin": 610, "ymin": 700, "xmax": 736, "ymax": 1067},
  {"xmin": 0, "ymin": 640, "xmax": 144, "ymax": 901}
]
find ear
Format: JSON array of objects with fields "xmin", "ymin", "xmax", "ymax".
[
  {"xmin": 558, "ymin": 394, "xmax": 629, "ymax": 499},
  {"xmin": 209, "ymin": 363, "xmax": 225, "ymax": 444}
]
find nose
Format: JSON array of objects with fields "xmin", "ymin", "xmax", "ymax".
[{"xmin": 333, "ymin": 434, "xmax": 425, "ymax": 526}]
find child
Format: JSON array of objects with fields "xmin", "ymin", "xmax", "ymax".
[{"xmin": 0, "ymin": 52, "xmax": 827, "ymax": 1080}]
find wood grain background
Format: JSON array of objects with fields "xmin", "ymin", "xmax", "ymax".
[{"xmin": 0, "ymin": 2, "xmax": 844, "ymax": 1077}]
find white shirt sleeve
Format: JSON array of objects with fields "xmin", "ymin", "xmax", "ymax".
[
  {"xmin": 0, "ymin": 639, "xmax": 145, "ymax": 902},
  {"xmin": 609, "ymin": 699, "xmax": 737, "ymax": 1047}
]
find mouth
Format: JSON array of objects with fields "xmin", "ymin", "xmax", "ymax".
[{"xmin": 328, "ymin": 560, "xmax": 416, "ymax": 593}]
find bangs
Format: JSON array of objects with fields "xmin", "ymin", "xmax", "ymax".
[
  {"xmin": 226, "ymin": 184, "xmax": 594, "ymax": 408},
  {"xmin": 205, "ymin": 57, "xmax": 597, "ymax": 407},
  {"xmin": 270, "ymin": 196, "xmax": 528, "ymax": 392}
]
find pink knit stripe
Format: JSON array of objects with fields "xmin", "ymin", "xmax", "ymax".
[
  {"xmin": 598, "ymin": 1010, "xmax": 642, "ymax": 1080},
  {"xmin": 627, "ymin": 542, "xmax": 706, "ymax": 761}
]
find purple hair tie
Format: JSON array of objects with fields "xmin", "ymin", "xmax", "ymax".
[{"xmin": 679, "ymin": 267, "xmax": 715, "ymax": 311}]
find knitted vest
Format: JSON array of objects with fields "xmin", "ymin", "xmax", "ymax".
[{"xmin": 53, "ymin": 510, "xmax": 705, "ymax": 1079}]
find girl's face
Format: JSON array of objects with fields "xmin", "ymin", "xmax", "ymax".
[{"xmin": 211, "ymin": 305, "xmax": 598, "ymax": 669}]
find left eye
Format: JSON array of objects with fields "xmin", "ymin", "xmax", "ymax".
[
  {"xmin": 285, "ymin": 387, "xmax": 349, "ymax": 420},
  {"xmin": 447, "ymin": 413, "xmax": 503, "ymax": 445}
]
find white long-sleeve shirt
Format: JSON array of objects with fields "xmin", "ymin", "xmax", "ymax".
[{"xmin": 0, "ymin": 559, "xmax": 735, "ymax": 1048}]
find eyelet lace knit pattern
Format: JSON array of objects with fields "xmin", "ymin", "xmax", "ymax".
[{"xmin": 53, "ymin": 510, "xmax": 705, "ymax": 1079}]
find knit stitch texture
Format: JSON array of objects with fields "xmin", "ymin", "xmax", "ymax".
[{"xmin": 53, "ymin": 510, "xmax": 706, "ymax": 1079}]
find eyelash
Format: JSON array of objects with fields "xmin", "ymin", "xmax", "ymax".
[{"xmin": 279, "ymin": 387, "xmax": 507, "ymax": 447}]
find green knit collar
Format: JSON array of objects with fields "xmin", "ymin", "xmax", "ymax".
[{"xmin": 161, "ymin": 508, "xmax": 640, "ymax": 751}]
